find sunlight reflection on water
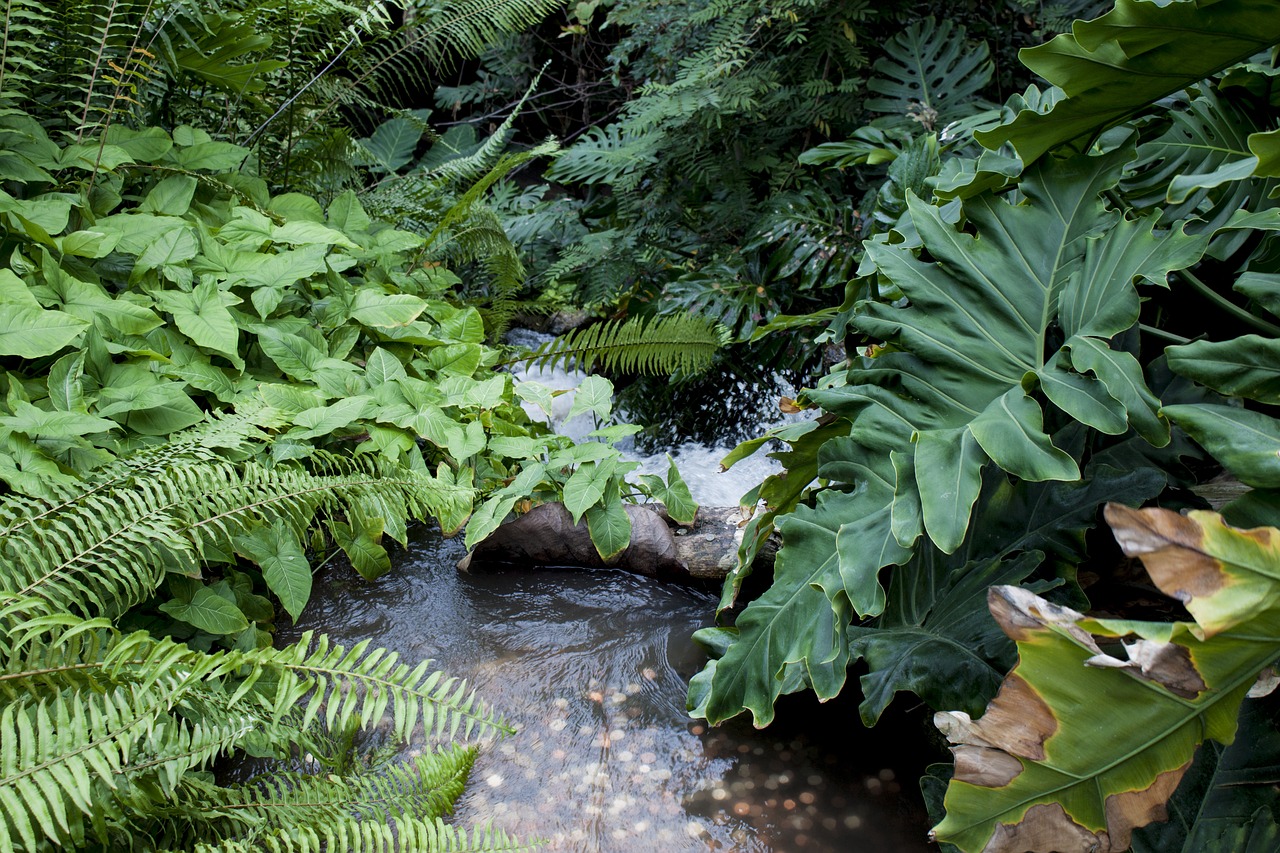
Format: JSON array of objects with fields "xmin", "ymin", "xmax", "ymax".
[{"xmin": 270, "ymin": 529, "xmax": 933, "ymax": 852}]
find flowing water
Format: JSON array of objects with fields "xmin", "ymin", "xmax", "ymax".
[
  {"xmin": 243, "ymin": 337, "xmax": 939, "ymax": 850},
  {"xmin": 278, "ymin": 532, "xmax": 936, "ymax": 852}
]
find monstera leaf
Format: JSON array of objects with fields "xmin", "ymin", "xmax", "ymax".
[
  {"xmin": 977, "ymin": 0, "xmax": 1280, "ymax": 165},
  {"xmin": 865, "ymin": 17, "xmax": 994, "ymax": 130},
  {"xmin": 930, "ymin": 505, "xmax": 1280, "ymax": 852},
  {"xmin": 1122, "ymin": 85, "xmax": 1277, "ymax": 241},
  {"xmin": 694, "ymin": 148, "xmax": 1209, "ymax": 727}
]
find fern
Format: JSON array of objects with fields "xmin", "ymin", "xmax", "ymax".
[
  {"xmin": 0, "ymin": 0, "xmax": 50, "ymax": 106},
  {"xmin": 0, "ymin": 442, "xmax": 471, "ymax": 624},
  {"xmin": 287, "ymin": 0, "xmax": 563, "ymax": 147},
  {"xmin": 508, "ymin": 314, "xmax": 725, "ymax": 376},
  {"xmin": 0, "ymin": 621, "xmax": 514, "ymax": 852}
]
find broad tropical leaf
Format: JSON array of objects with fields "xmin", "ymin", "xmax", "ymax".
[
  {"xmin": 930, "ymin": 505, "xmax": 1280, "ymax": 852},
  {"xmin": 850, "ymin": 465, "xmax": 1166, "ymax": 727},
  {"xmin": 1166, "ymin": 335, "xmax": 1280, "ymax": 404},
  {"xmin": 977, "ymin": 0, "xmax": 1280, "ymax": 164},
  {"xmin": 1132, "ymin": 691, "xmax": 1280, "ymax": 852},
  {"xmin": 816, "ymin": 146, "xmax": 1198, "ymax": 560},
  {"xmin": 865, "ymin": 17, "xmax": 993, "ymax": 130}
]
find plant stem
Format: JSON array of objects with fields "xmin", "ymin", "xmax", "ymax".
[
  {"xmin": 1177, "ymin": 269, "xmax": 1280, "ymax": 337},
  {"xmin": 1138, "ymin": 324, "xmax": 1193, "ymax": 345}
]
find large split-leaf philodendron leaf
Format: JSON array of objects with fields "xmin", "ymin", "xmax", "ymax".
[
  {"xmin": 818, "ymin": 145, "xmax": 1201, "ymax": 560},
  {"xmin": 930, "ymin": 505, "xmax": 1280, "ymax": 852},
  {"xmin": 693, "ymin": 148, "xmax": 1208, "ymax": 728},
  {"xmin": 977, "ymin": 0, "xmax": 1280, "ymax": 165}
]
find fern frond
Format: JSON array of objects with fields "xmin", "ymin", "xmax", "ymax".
[
  {"xmin": 0, "ymin": 0, "xmax": 52, "ymax": 103},
  {"xmin": 288, "ymin": 0, "xmax": 562, "ymax": 145},
  {"xmin": 239, "ymin": 630, "xmax": 513, "ymax": 743},
  {"xmin": 0, "ymin": 446, "xmax": 471, "ymax": 624},
  {"xmin": 0, "ymin": 622, "xmax": 514, "ymax": 852},
  {"xmin": 510, "ymin": 314, "xmax": 725, "ymax": 377},
  {"xmin": 224, "ymin": 815, "xmax": 538, "ymax": 853}
]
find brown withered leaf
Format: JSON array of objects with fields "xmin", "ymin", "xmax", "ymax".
[{"xmin": 931, "ymin": 505, "xmax": 1280, "ymax": 853}]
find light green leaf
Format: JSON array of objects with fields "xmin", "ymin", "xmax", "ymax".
[
  {"xmin": 330, "ymin": 518, "xmax": 391, "ymax": 580},
  {"xmin": 563, "ymin": 459, "xmax": 614, "ymax": 523},
  {"xmin": 0, "ymin": 269, "xmax": 39, "ymax": 307},
  {"xmin": 567, "ymin": 375, "xmax": 613, "ymax": 422},
  {"xmin": 235, "ymin": 522, "xmax": 311, "ymax": 623},
  {"xmin": 159, "ymin": 586, "xmax": 249, "ymax": 634},
  {"xmin": 46, "ymin": 352, "xmax": 86, "ymax": 413},
  {"xmin": 258, "ymin": 383, "xmax": 326, "ymax": 414},
  {"xmin": 426, "ymin": 343, "xmax": 482, "ymax": 376},
  {"xmin": 439, "ymin": 307, "xmax": 485, "ymax": 343},
  {"xmin": 155, "ymin": 281, "xmax": 241, "ymax": 357},
  {"xmin": 448, "ymin": 420, "xmax": 486, "ymax": 461},
  {"xmin": 169, "ymin": 141, "xmax": 249, "ymax": 171},
  {"xmin": 586, "ymin": 495, "xmax": 632, "ymax": 561},
  {"xmin": 465, "ymin": 494, "xmax": 520, "ymax": 551},
  {"xmin": 660, "ymin": 455, "xmax": 698, "ymax": 525},
  {"xmin": 0, "ymin": 305, "xmax": 86, "ymax": 357},
  {"xmin": 56, "ymin": 229, "xmax": 119, "ymax": 258},
  {"xmin": 134, "ymin": 225, "xmax": 198, "ymax": 278},
  {"xmin": 350, "ymin": 290, "xmax": 428, "ymax": 327},
  {"xmin": 515, "ymin": 382, "xmax": 555, "ymax": 419},
  {"xmin": 0, "ymin": 400, "xmax": 116, "ymax": 437},
  {"xmin": 487, "ymin": 436, "xmax": 542, "ymax": 459},
  {"xmin": 290, "ymin": 396, "xmax": 373, "ymax": 440},
  {"xmin": 140, "ymin": 175, "xmax": 197, "ymax": 215},
  {"xmin": 327, "ymin": 191, "xmax": 371, "ymax": 233},
  {"xmin": 96, "ymin": 381, "xmax": 205, "ymax": 435},
  {"xmin": 365, "ymin": 348, "xmax": 408, "ymax": 385},
  {"xmin": 272, "ymin": 220, "xmax": 358, "ymax": 249},
  {"xmin": 256, "ymin": 327, "xmax": 341, "ymax": 380},
  {"xmin": 269, "ymin": 193, "xmax": 325, "ymax": 223}
]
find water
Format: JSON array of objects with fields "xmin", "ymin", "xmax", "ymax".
[
  {"xmin": 272, "ymin": 529, "xmax": 936, "ymax": 852},
  {"xmin": 233, "ymin": 333, "xmax": 937, "ymax": 849},
  {"xmin": 504, "ymin": 329, "xmax": 801, "ymax": 507}
]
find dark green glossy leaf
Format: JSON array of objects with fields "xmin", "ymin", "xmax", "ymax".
[{"xmin": 1167, "ymin": 336, "xmax": 1280, "ymax": 404}]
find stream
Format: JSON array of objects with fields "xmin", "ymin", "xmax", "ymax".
[{"xmin": 245, "ymin": 341, "xmax": 939, "ymax": 851}]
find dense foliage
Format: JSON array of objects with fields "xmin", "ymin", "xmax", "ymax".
[
  {"xmin": 8, "ymin": 0, "xmax": 1280, "ymax": 851},
  {"xmin": 0, "ymin": 0, "xmax": 700, "ymax": 849},
  {"xmin": 684, "ymin": 0, "xmax": 1280, "ymax": 849}
]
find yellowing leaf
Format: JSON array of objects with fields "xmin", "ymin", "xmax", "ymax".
[{"xmin": 931, "ymin": 505, "xmax": 1280, "ymax": 852}]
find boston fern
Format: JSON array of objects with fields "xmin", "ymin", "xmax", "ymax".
[
  {"xmin": 507, "ymin": 314, "xmax": 726, "ymax": 376},
  {"xmin": 0, "ymin": 618, "xmax": 521, "ymax": 851}
]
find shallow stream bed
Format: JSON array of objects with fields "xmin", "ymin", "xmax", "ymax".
[{"xmin": 274, "ymin": 528, "xmax": 936, "ymax": 852}]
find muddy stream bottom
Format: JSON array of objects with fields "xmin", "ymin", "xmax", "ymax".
[{"xmin": 240, "ymin": 526, "xmax": 936, "ymax": 852}]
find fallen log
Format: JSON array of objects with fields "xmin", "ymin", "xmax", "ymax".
[{"xmin": 457, "ymin": 503, "xmax": 778, "ymax": 580}]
